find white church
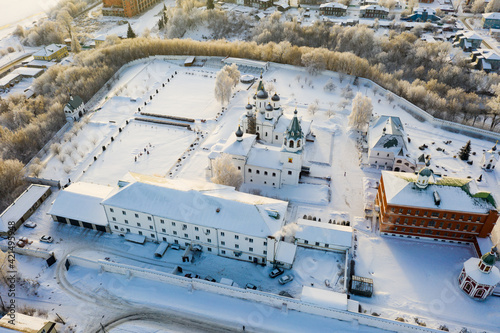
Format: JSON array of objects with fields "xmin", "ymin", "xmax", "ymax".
[{"xmin": 208, "ymin": 76, "xmax": 312, "ymax": 188}]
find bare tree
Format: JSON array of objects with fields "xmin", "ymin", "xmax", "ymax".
[
  {"xmin": 302, "ymin": 51, "xmax": 327, "ymax": 76},
  {"xmin": 308, "ymin": 102, "xmax": 319, "ymax": 115},
  {"xmin": 348, "ymin": 92, "xmax": 373, "ymax": 131},
  {"xmin": 211, "ymin": 155, "xmax": 243, "ymax": 190},
  {"xmin": 341, "ymin": 85, "xmax": 354, "ymax": 99},
  {"xmin": 223, "ymin": 64, "xmax": 240, "ymax": 87},
  {"xmin": 486, "ymin": 0, "xmax": 500, "ymax": 12},
  {"xmin": 324, "ymin": 79, "xmax": 337, "ymax": 93},
  {"xmin": 214, "ymin": 69, "xmax": 233, "ymax": 106}
]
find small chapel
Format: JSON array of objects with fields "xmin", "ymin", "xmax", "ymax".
[
  {"xmin": 458, "ymin": 246, "xmax": 500, "ymax": 300},
  {"xmin": 208, "ymin": 75, "xmax": 312, "ymax": 189}
]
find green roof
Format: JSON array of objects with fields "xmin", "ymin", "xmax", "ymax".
[
  {"xmin": 383, "ymin": 137, "xmax": 399, "ymax": 148},
  {"xmin": 481, "ymin": 252, "xmax": 496, "ymax": 266},
  {"xmin": 67, "ymin": 95, "xmax": 84, "ymax": 111},
  {"xmin": 286, "ymin": 110, "xmax": 303, "ymax": 140}
]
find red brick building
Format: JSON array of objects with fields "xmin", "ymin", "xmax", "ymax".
[
  {"xmin": 375, "ymin": 168, "xmax": 498, "ymax": 245},
  {"xmin": 102, "ymin": 0, "xmax": 161, "ymax": 17}
]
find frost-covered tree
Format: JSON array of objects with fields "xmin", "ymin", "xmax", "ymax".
[
  {"xmin": 302, "ymin": 50, "xmax": 326, "ymax": 76},
  {"xmin": 471, "ymin": 0, "xmax": 486, "ymax": 14},
  {"xmin": 458, "ymin": 140, "xmax": 471, "ymax": 161},
  {"xmin": 308, "ymin": 102, "xmax": 319, "ymax": 115},
  {"xmin": 214, "ymin": 69, "xmax": 233, "ymax": 105},
  {"xmin": 223, "ymin": 63, "xmax": 240, "ymax": 87},
  {"xmin": 485, "ymin": 0, "xmax": 500, "ymax": 12},
  {"xmin": 348, "ymin": 92, "xmax": 373, "ymax": 131},
  {"xmin": 324, "ymin": 79, "xmax": 337, "ymax": 93},
  {"xmin": 211, "ymin": 155, "xmax": 243, "ymax": 190},
  {"xmin": 71, "ymin": 33, "xmax": 81, "ymax": 53}
]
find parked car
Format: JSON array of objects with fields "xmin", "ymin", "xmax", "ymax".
[
  {"xmin": 245, "ymin": 283, "xmax": 257, "ymax": 290},
  {"xmin": 23, "ymin": 221, "xmax": 37, "ymax": 228},
  {"xmin": 184, "ymin": 273, "xmax": 193, "ymax": 278},
  {"xmin": 170, "ymin": 244, "xmax": 180, "ymax": 250},
  {"xmin": 16, "ymin": 240, "xmax": 26, "ymax": 248},
  {"xmin": 269, "ymin": 267, "xmax": 284, "ymax": 278},
  {"xmin": 278, "ymin": 275, "xmax": 294, "ymax": 285},
  {"xmin": 39, "ymin": 235, "xmax": 53, "ymax": 243},
  {"xmin": 204, "ymin": 276, "xmax": 216, "ymax": 282}
]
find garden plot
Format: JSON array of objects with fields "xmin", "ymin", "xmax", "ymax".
[
  {"xmin": 80, "ymin": 120, "xmax": 196, "ymax": 186},
  {"xmin": 142, "ymin": 71, "xmax": 220, "ymax": 120}
]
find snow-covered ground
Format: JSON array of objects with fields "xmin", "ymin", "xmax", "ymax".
[{"xmin": 5, "ymin": 58, "xmax": 500, "ymax": 332}]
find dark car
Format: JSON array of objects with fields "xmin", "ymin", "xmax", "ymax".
[{"xmin": 269, "ymin": 267, "xmax": 284, "ymax": 278}]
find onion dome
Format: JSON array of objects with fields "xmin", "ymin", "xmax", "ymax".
[
  {"xmin": 245, "ymin": 103, "xmax": 253, "ymax": 110},
  {"xmin": 265, "ymin": 103, "xmax": 273, "ymax": 111},
  {"xmin": 256, "ymin": 89, "xmax": 268, "ymax": 99},
  {"xmin": 419, "ymin": 166, "xmax": 433, "ymax": 178},
  {"xmin": 235, "ymin": 125, "xmax": 243, "ymax": 138},
  {"xmin": 481, "ymin": 247, "xmax": 497, "ymax": 266},
  {"xmin": 271, "ymin": 93, "xmax": 280, "ymax": 101}
]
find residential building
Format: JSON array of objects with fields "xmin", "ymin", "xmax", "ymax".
[
  {"xmin": 368, "ymin": 116, "xmax": 416, "ymax": 172},
  {"xmin": 64, "ymin": 95, "xmax": 86, "ymax": 122},
  {"xmin": 480, "ymin": 143, "xmax": 499, "ymax": 171},
  {"xmin": 33, "ymin": 44, "xmax": 68, "ymax": 61},
  {"xmin": 471, "ymin": 49, "xmax": 500, "ymax": 72},
  {"xmin": 482, "ymin": 12, "xmax": 500, "ymax": 29},
  {"xmin": 419, "ymin": 0, "xmax": 434, "ymax": 3},
  {"xmin": 102, "ymin": 173, "xmax": 289, "ymax": 266},
  {"xmin": 0, "ymin": 185, "xmax": 51, "ymax": 237},
  {"xmin": 293, "ymin": 218, "xmax": 352, "ymax": 252},
  {"xmin": 0, "ymin": 73, "xmax": 22, "ymax": 89},
  {"xmin": 102, "ymin": 0, "xmax": 161, "ymax": 17},
  {"xmin": 48, "ymin": 182, "xmax": 113, "ymax": 233},
  {"xmin": 458, "ymin": 247, "xmax": 500, "ymax": 300},
  {"xmin": 402, "ymin": 7, "xmax": 440, "ymax": 22},
  {"xmin": 453, "ymin": 31, "xmax": 483, "ymax": 52},
  {"xmin": 319, "ymin": 2, "xmax": 348, "ymax": 16},
  {"xmin": 243, "ymin": 0, "xmax": 273, "ymax": 9},
  {"xmin": 12, "ymin": 67, "xmax": 44, "ymax": 79},
  {"xmin": 375, "ymin": 168, "xmax": 499, "ymax": 244},
  {"xmin": 359, "ymin": 5, "xmax": 389, "ymax": 19}
]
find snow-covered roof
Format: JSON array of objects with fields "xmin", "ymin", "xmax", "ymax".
[
  {"xmin": 301, "ymin": 286, "xmax": 347, "ymax": 310},
  {"xmin": 48, "ymin": 182, "xmax": 114, "ymax": 226},
  {"xmin": 477, "ymin": 49, "xmax": 500, "ymax": 60},
  {"xmin": 223, "ymin": 57, "xmax": 268, "ymax": 69},
  {"xmin": 369, "ymin": 116, "xmax": 408, "ymax": 154},
  {"xmin": 0, "ymin": 185, "xmax": 50, "ymax": 232},
  {"xmin": 483, "ymin": 12, "xmax": 500, "ymax": 20},
  {"xmin": 26, "ymin": 59, "xmax": 57, "ymax": 68},
  {"xmin": 33, "ymin": 44, "xmax": 66, "ymax": 57},
  {"xmin": 477, "ymin": 237, "xmax": 494, "ymax": 256},
  {"xmin": 462, "ymin": 31, "xmax": 483, "ymax": 40},
  {"xmin": 0, "ymin": 73, "xmax": 21, "ymax": 87},
  {"xmin": 414, "ymin": 7, "xmax": 436, "ymax": 14},
  {"xmin": 211, "ymin": 133, "xmax": 256, "ymax": 158},
  {"xmin": 103, "ymin": 173, "xmax": 288, "ymax": 238},
  {"xmin": 295, "ymin": 218, "xmax": 352, "ymax": 248},
  {"xmin": 0, "ymin": 313, "xmax": 55, "ymax": 332},
  {"xmin": 12, "ymin": 67, "xmax": 43, "ymax": 77},
  {"xmin": 274, "ymin": 113, "xmax": 312, "ymax": 137},
  {"xmin": 360, "ymin": 4, "xmax": 389, "ymax": 12},
  {"xmin": 275, "ymin": 241, "xmax": 297, "ymax": 265},
  {"xmin": 246, "ymin": 144, "xmax": 283, "ymax": 170},
  {"xmin": 463, "ymin": 258, "xmax": 500, "ymax": 286},
  {"xmin": 381, "ymin": 171, "xmax": 497, "ymax": 213},
  {"xmin": 320, "ymin": 2, "xmax": 347, "ymax": 9}
]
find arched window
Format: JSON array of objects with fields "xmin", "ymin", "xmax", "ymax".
[
  {"xmin": 289, "ymin": 140, "xmax": 294, "ymax": 148},
  {"xmin": 475, "ymin": 289, "xmax": 485, "ymax": 298},
  {"xmin": 297, "ymin": 140, "xmax": 301, "ymax": 148}
]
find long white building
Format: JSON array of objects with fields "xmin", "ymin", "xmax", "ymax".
[{"xmin": 102, "ymin": 173, "xmax": 289, "ymax": 265}]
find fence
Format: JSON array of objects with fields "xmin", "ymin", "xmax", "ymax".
[
  {"xmin": 67, "ymin": 255, "xmax": 442, "ymax": 333},
  {"xmin": 0, "ymin": 244, "xmax": 52, "ymax": 260}
]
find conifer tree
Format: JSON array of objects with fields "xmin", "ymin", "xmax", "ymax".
[
  {"xmin": 459, "ymin": 140, "xmax": 471, "ymax": 161},
  {"xmin": 127, "ymin": 23, "xmax": 136, "ymax": 39},
  {"xmin": 207, "ymin": 0, "xmax": 215, "ymax": 9}
]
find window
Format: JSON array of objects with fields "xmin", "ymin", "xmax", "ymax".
[
  {"xmin": 468, "ymin": 216, "xmax": 473, "ymax": 221},
  {"xmin": 288, "ymin": 158, "xmax": 293, "ymax": 163},
  {"xmin": 138, "ymin": 231, "xmax": 143, "ymax": 235},
  {"xmin": 425, "ymin": 230, "xmax": 432, "ymax": 234},
  {"xmin": 195, "ymin": 227, "xmax": 199, "ymax": 231},
  {"xmin": 208, "ymin": 238, "xmax": 212, "ymax": 243},
  {"xmin": 149, "ymin": 225, "xmax": 154, "ymax": 230},
  {"xmin": 415, "ymin": 210, "xmax": 420, "ymax": 215},
  {"xmin": 221, "ymin": 232, "xmax": 225, "ymax": 236},
  {"xmin": 151, "ymin": 234, "xmax": 155, "ymax": 238},
  {"xmin": 125, "ymin": 220, "xmax": 129, "ymax": 224},
  {"xmin": 406, "ymin": 209, "xmax": 411, "ymax": 214},
  {"xmin": 325, "ymin": 244, "xmax": 329, "ymax": 248},
  {"xmin": 148, "ymin": 216, "xmax": 152, "ymax": 221},
  {"xmin": 399, "ymin": 208, "xmax": 404, "ymax": 213},
  {"xmin": 110, "ymin": 208, "xmax": 114, "ymax": 213},
  {"xmin": 114, "ymin": 225, "xmax": 119, "ymax": 230},
  {"xmin": 315, "ymin": 242, "xmax": 320, "ymax": 246},
  {"xmin": 264, "ymin": 241, "xmax": 267, "ymax": 246},
  {"xmin": 135, "ymin": 213, "xmax": 139, "ymax": 218},
  {"xmin": 249, "ymin": 238, "xmax": 253, "ymax": 243},
  {"xmin": 172, "ymin": 222, "xmax": 176, "ymax": 226},
  {"xmin": 472, "ymin": 226, "xmax": 477, "ymax": 232},
  {"xmin": 221, "ymin": 241, "xmax": 225, "ymax": 245},
  {"xmin": 404, "ymin": 218, "xmax": 408, "ymax": 224},
  {"xmin": 112, "ymin": 217, "xmax": 116, "ymax": 221},
  {"xmin": 275, "ymin": 135, "xmax": 278, "ymax": 140},
  {"xmin": 431, "ymin": 212, "xmax": 439, "ymax": 217},
  {"xmin": 122, "ymin": 211, "xmax": 126, "ymax": 215},
  {"xmin": 196, "ymin": 236, "xmax": 200, "ymax": 240},
  {"xmin": 451, "ymin": 214, "xmax": 456, "ymax": 219},
  {"xmin": 208, "ymin": 248, "xmax": 212, "ymax": 252},
  {"xmin": 447, "ymin": 223, "xmax": 452, "ymax": 229},
  {"xmin": 163, "ymin": 237, "xmax": 167, "ymax": 241},
  {"xmin": 263, "ymin": 250, "xmax": 267, "ymax": 254},
  {"xmin": 182, "ymin": 224, "xmax": 187, "ymax": 230},
  {"xmin": 460, "ymin": 215, "xmax": 464, "ymax": 220},
  {"xmin": 248, "ymin": 168, "xmax": 252, "ymax": 173},
  {"xmin": 137, "ymin": 222, "xmax": 141, "ymax": 227},
  {"xmin": 160, "ymin": 219, "xmax": 165, "ymax": 224},
  {"xmin": 272, "ymin": 173, "xmax": 276, "ymax": 177},
  {"xmin": 443, "ymin": 213, "xmax": 447, "ymax": 218},
  {"xmin": 184, "ymin": 233, "xmax": 188, "ymax": 238},
  {"xmin": 162, "ymin": 228, "xmax": 166, "ymax": 233},
  {"xmin": 391, "ymin": 208, "xmax": 395, "ymax": 212},
  {"xmin": 174, "ymin": 240, "xmax": 179, "ymax": 244},
  {"xmin": 249, "ymin": 247, "xmax": 253, "ymax": 252},
  {"xmin": 173, "ymin": 231, "xmax": 177, "ymax": 235},
  {"xmin": 221, "ymin": 250, "xmax": 226, "ymax": 254},
  {"xmin": 265, "ymin": 132, "xmax": 268, "ymax": 137},
  {"xmin": 428, "ymin": 221, "xmax": 435, "ymax": 227},
  {"xmin": 476, "ymin": 217, "xmax": 481, "ymax": 222},
  {"xmin": 235, "ymin": 244, "xmax": 239, "ymax": 249},
  {"xmin": 464, "ymin": 225, "xmax": 468, "ymax": 231},
  {"xmin": 439, "ymin": 222, "xmax": 443, "ymax": 228},
  {"xmin": 126, "ymin": 228, "xmax": 130, "ymax": 232},
  {"xmin": 264, "ymin": 171, "xmax": 268, "ymax": 176},
  {"xmin": 206, "ymin": 230, "xmax": 211, "ymax": 235},
  {"xmin": 288, "ymin": 171, "xmax": 292, "ymax": 175},
  {"xmin": 256, "ymin": 170, "xmax": 260, "ymax": 174},
  {"xmin": 304, "ymin": 240, "xmax": 309, "ymax": 244},
  {"xmin": 238, "ymin": 166, "xmax": 241, "ymax": 170},
  {"xmin": 455, "ymin": 224, "xmax": 460, "ymax": 230},
  {"xmin": 424, "ymin": 211, "xmax": 428, "ymax": 216},
  {"xmin": 235, "ymin": 235, "xmax": 239, "ymax": 240},
  {"xmin": 395, "ymin": 218, "xmax": 400, "ymax": 224}
]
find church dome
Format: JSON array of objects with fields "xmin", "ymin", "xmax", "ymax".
[
  {"xmin": 271, "ymin": 93, "xmax": 280, "ymax": 101},
  {"xmin": 481, "ymin": 247, "xmax": 497, "ymax": 266},
  {"xmin": 419, "ymin": 167, "xmax": 433, "ymax": 177},
  {"xmin": 245, "ymin": 103, "xmax": 253, "ymax": 110},
  {"xmin": 256, "ymin": 89, "xmax": 268, "ymax": 99},
  {"xmin": 235, "ymin": 125, "xmax": 243, "ymax": 138},
  {"xmin": 265, "ymin": 103, "xmax": 273, "ymax": 111}
]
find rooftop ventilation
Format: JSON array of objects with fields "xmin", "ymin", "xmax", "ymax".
[{"xmin": 433, "ymin": 191, "xmax": 441, "ymax": 206}]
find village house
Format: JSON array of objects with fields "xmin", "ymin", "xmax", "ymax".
[
  {"xmin": 242, "ymin": 0, "xmax": 274, "ymax": 9},
  {"xmin": 471, "ymin": 49, "xmax": 500, "ymax": 72},
  {"xmin": 33, "ymin": 44, "xmax": 68, "ymax": 61},
  {"xmin": 293, "ymin": 218, "xmax": 352, "ymax": 253},
  {"xmin": 453, "ymin": 31, "xmax": 483, "ymax": 52},
  {"xmin": 402, "ymin": 7, "xmax": 440, "ymax": 22},
  {"xmin": 482, "ymin": 12, "xmax": 500, "ymax": 29},
  {"xmin": 367, "ymin": 116, "xmax": 416, "ymax": 172},
  {"xmin": 375, "ymin": 166, "xmax": 498, "ymax": 245},
  {"xmin": 319, "ymin": 2, "xmax": 348, "ymax": 16},
  {"xmin": 359, "ymin": 5, "xmax": 389, "ymax": 19},
  {"xmin": 64, "ymin": 95, "xmax": 86, "ymax": 122}
]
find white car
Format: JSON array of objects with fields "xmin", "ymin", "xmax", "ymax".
[
  {"xmin": 40, "ymin": 235, "xmax": 53, "ymax": 243},
  {"xmin": 23, "ymin": 222, "xmax": 37, "ymax": 228},
  {"xmin": 278, "ymin": 274, "xmax": 294, "ymax": 285}
]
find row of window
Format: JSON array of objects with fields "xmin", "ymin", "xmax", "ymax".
[
  {"xmin": 390, "ymin": 207, "xmax": 482, "ymax": 222},
  {"xmin": 390, "ymin": 227, "xmax": 474, "ymax": 239},
  {"xmin": 248, "ymin": 169, "xmax": 277, "ymax": 177},
  {"xmin": 390, "ymin": 217, "xmax": 478, "ymax": 232},
  {"xmin": 303, "ymin": 240, "xmax": 332, "ymax": 248}
]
